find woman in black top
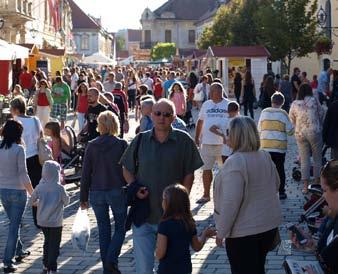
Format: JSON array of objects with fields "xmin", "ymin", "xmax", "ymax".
[
  {"xmin": 241, "ymin": 71, "xmax": 256, "ymax": 119},
  {"xmin": 80, "ymin": 110, "xmax": 128, "ymax": 274},
  {"xmin": 261, "ymin": 76, "xmax": 276, "ymax": 109},
  {"xmin": 234, "ymin": 72, "xmax": 242, "ymax": 104}
]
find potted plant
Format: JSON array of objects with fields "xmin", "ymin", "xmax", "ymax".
[{"xmin": 314, "ymin": 36, "xmax": 333, "ymax": 55}]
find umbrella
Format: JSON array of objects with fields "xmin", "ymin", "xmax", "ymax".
[
  {"xmin": 82, "ymin": 52, "xmax": 115, "ymax": 65},
  {"xmin": 0, "ymin": 39, "xmax": 29, "ymax": 60}
]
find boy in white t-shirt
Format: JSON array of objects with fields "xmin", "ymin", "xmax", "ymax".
[{"xmin": 209, "ymin": 101, "xmax": 240, "ymax": 163}]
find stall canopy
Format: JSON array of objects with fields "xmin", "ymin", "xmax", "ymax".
[
  {"xmin": 0, "ymin": 39, "xmax": 29, "ymax": 60},
  {"xmin": 82, "ymin": 52, "xmax": 115, "ymax": 65}
]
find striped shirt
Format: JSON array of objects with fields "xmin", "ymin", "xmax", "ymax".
[{"xmin": 258, "ymin": 107, "xmax": 294, "ymax": 153}]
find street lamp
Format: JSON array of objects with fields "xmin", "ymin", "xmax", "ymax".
[
  {"xmin": 317, "ymin": 6, "xmax": 327, "ymax": 28},
  {"xmin": 0, "ymin": 18, "xmax": 4, "ymax": 30},
  {"xmin": 30, "ymin": 28, "xmax": 38, "ymax": 39}
]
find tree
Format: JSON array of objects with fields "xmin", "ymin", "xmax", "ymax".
[
  {"xmin": 151, "ymin": 42, "xmax": 176, "ymax": 61},
  {"xmin": 197, "ymin": 1, "xmax": 241, "ymax": 49},
  {"xmin": 230, "ymin": 0, "xmax": 263, "ymax": 46},
  {"xmin": 256, "ymin": 0, "xmax": 319, "ymax": 74},
  {"xmin": 116, "ymin": 36, "xmax": 125, "ymax": 51}
]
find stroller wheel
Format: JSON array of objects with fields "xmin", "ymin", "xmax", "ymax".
[{"xmin": 292, "ymin": 169, "xmax": 302, "ymax": 182}]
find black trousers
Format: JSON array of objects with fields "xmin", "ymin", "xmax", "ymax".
[
  {"xmin": 243, "ymin": 100, "xmax": 254, "ymax": 119},
  {"xmin": 26, "ymin": 155, "xmax": 42, "ymax": 228},
  {"xmin": 269, "ymin": 152, "xmax": 286, "ymax": 194},
  {"xmin": 226, "ymin": 228, "xmax": 277, "ymax": 274},
  {"xmin": 127, "ymin": 89, "xmax": 136, "ymax": 110},
  {"xmin": 41, "ymin": 227, "xmax": 62, "ymax": 271}
]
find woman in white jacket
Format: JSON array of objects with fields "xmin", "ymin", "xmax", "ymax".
[{"xmin": 214, "ymin": 116, "xmax": 282, "ymax": 274}]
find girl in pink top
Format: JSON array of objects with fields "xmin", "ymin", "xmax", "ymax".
[
  {"xmin": 75, "ymin": 82, "xmax": 89, "ymax": 131},
  {"xmin": 169, "ymin": 82, "xmax": 187, "ymax": 119}
]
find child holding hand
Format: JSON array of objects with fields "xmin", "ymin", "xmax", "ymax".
[
  {"xmin": 209, "ymin": 101, "xmax": 240, "ymax": 162},
  {"xmin": 156, "ymin": 184, "xmax": 216, "ymax": 274},
  {"xmin": 31, "ymin": 160, "xmax": 70, "ymax": 274}
]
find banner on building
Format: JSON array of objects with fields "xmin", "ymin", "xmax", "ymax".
[{"xmin": 48, "ymin": 0, "xmax": 60, "ymax": 31}]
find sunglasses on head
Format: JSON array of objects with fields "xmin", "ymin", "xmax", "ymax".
[{"xmin": 153, "ymin": 111, "xmax": 173, "ymax": 118}]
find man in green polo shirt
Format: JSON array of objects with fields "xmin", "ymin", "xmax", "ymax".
[
  {"xmin": 50, "ymin": 76, "xmax": 71, "ymax": 129},
  {"xmin": 120, "ymin": 98, "xmax": 203, "ymax": 274}
]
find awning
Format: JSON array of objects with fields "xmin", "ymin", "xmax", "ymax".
[
  {"xmin": 0, "ymin": 39, "xmax": 29, "ymax": 60},
  {"xmin": 82, "ymin": 52, "xmax": 115, "ymax": 65}
]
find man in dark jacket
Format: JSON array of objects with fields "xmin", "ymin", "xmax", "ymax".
[{"xmin": 323, "ymin": 100, "xmax": 338, "ymax": 159}]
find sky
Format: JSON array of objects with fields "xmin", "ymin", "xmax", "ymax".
[{"xmin": 73, "ymin": 0, "xmax": 167, "ymax": 32}]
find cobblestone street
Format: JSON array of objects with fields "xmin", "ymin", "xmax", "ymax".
[{"xmin": 0, "ymin": 110, "xmax": 318, "ymax": 274}]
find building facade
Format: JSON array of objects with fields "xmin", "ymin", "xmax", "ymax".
[
  {"xmin": 0, "ymin": 0, "xmax": 73, "ymax": 51},
  {"xmin": 69, "ymin": 0, "xmax": 113, "ymax": 59},
  {"xmin": 289, "ymin": 0, "xmax": 337, "ymax": 77},
  {"xmin": 140, "ymin": 0, "xmax": 224, "ymax": 50}
]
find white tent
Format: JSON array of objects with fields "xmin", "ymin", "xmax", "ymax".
[
  {"xmin": 0, "ymin": 39, "xmax": 29, "ymax": 60},
  {"xmin": 82, "ymin": 52, "xmax": 115, "ymax": 65}
]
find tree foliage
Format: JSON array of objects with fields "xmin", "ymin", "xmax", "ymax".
[
  {"xmin": 256, "ymin": 0, "xmax": 319, "ymax": 73},
  {"xmin": 116, "ymin": 36, "xmax": 126, "ymax": 51},
  {"xmin": 197, "ymin": 1, "xmax": 241, "ymax": 49},
  {"xmin": 197, "ymin": 0, "xmax": 320, "ymax": 74},
  {"xmin": 151, "ymin": 42, "xmax": 176, "ymax": 61}
]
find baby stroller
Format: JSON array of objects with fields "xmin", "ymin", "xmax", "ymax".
[
  {"xmin": 292, "ymin": 146, "xmax": 329, "ymax": 182},
  {"xmin": 61, "ymin": 126, "xmax": 86, "ymax": 186}
]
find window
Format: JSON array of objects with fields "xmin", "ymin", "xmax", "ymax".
[
  {"xmin": 188, "ymin": 30, "xmax": 195, "ymax": 44},
  {"xmin": 165, "ymin": 30, "xmax": 172, "ymax": 43},
  {"xmin": 325, "ymin": 0, "xmax": 332, "ymax": 40},
  {"xmin": 144, "ymin": 30, "xmax": 151, "ymax": 42},
  {"xmin": 28, "ymin": 2, "xmax": 32, "ymax": 16},
  {"xmin": 81, "ymin": 34, "xmax": 90, "ymax": 50},
  {"xmin": 44, "ymin": 0, "xmax": 48, "ymax": 22}
]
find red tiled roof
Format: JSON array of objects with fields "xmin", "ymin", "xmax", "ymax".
[
  {"xmin": 19, "ymin": 43, "xmax": 35, "ymax": 50},
  {"xmin": 40, "ymin": 48, "xmax": 66, "ymax": 56},
  {"xmin": 116, "ymin": 50, "xmax": 129, "ymax": 59},
  {"xmin": 68, "ymin": 0, "xmax": 100, "ymax": 30},
  {"xmin": 209, "ymin": 46, "xmax": 271, "ymax": 58},
  {"xmin": 192, "ymin": 49, "xmax": 207, "ymax": 59},
  {"xmin": 127, "ymin": 29, "xmax": 142, "ymax": 42},
  {"xmin": 154, "ymin": 0, "xmax": 219, "ymax": 20}
]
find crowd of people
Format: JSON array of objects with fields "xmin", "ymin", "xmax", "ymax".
[{"xmin": 0, "ymin": 62, "xmax": 337, "ymax": 274}]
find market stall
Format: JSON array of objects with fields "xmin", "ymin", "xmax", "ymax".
[
  {"xmin": 0, "ymin": 39, "xmax": 29, "ymax": 95},
  {"xmin": 206, "ymin": 46, "xmax": 271, "ymax": 97}
]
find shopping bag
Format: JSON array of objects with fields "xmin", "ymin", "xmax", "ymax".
[{"xmin": 72, "ymin": 208, "xmax": 90, "ymax": 252}]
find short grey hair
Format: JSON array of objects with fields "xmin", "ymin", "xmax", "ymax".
[
  {"xmin": 155, "ymin": 98, "xmax": 176, "ymax": 116},
  {"xmin": 229, "ymin": 116, "xmax": 260, "ymax": 152},
  {"xmin": 141, "ymin": 98, "xmax": 155, "ymax": 109}
]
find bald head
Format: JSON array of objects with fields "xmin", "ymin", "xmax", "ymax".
[
  {"xmin": 210, "ymin": 83, "xmax": 224, "ymax": 102},
  {"xmin": 153, "ymin": 98, "xmax": 176, "ymax": 116}
]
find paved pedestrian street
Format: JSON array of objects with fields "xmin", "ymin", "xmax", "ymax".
[{"xmin": 0, "ymin": 112, "xmax": 318, "ymax": 274}]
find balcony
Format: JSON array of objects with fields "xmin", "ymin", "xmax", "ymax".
[
  {"xmin": 140, "ymin": 41, "xmax": 158, "ymax": 49},
  {"xmin": 0, "ymin": 0, "xmax": 33, "ymax": 21}
]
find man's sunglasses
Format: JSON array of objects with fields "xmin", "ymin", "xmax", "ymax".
[{"xmin": 153, "ymin": 111, "xmax": 173, "ymax": 118}]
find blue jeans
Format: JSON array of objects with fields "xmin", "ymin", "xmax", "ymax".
[
  {"xmin": 89, "ymin": 189, "xmax": 127, "ymax": 272},
  {"xmin": 0, "ymin": 189, "xmax": 27, "ymax": 266},
  {"xmin": 132, "ymin": 223, "xmax": 158, "ymax": 274}
]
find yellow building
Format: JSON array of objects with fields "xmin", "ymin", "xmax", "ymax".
[{"xmin": 291, "ymin": 0, "xmax": 337, "ymax": 77}]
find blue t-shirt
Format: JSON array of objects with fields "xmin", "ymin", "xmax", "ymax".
[
  {"xmin": 158, "ymin": 219, "xmax": 197, "ymax": 274},
  {"xmin": 317, "ymin": 71, "xmax": 329, "ymax": 94},
  {"xmin": 163, "ymin": 80, "xmax": 176, "ymax": 98}
]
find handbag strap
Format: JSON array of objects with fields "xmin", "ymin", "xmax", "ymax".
[{"xmin": 133, "ymin": 132, "xmax": 143, "ymax": 175}]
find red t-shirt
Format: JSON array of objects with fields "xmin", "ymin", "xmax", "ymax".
[
  {"xmin": 37, "ymin": 92, "xmax": 50, "ymax": 106},
  {"xmin": 154, "ymin": 83, "xmax": 163, "ymax": 98},
  {"xmin": 311, "ymin": 80, "xmax": 318, "ymax": 90},
  {"xmin": 78, "ymin": 94, "xmax": 88, "ymax": 113},
  {"xmin": 19, "ymin": 72, "xmax": 32, "ymax": 89}
]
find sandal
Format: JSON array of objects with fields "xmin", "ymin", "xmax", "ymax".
[{"xmin": 196, "ymin": 196, "xmax": 210, "ymax": 204}]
